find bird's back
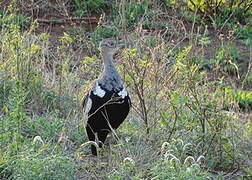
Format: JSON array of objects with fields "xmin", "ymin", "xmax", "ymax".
[{"xmin": 82, "ymin": 78, "xmax": 130, "ymax": 118}]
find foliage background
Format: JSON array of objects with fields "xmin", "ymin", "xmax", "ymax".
[{"xmin": 0, "ymin": 0, "xmax": 252, "ymax": 179}]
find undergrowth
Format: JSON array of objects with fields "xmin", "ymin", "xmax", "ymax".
[{"xmin": 0, "ymin": 1, "xmax": 252, "ymax": 179}]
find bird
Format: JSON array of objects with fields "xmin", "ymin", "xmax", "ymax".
[{"xmin": 81, "ymin": 38, "xmax": 131, "ymax": 156}]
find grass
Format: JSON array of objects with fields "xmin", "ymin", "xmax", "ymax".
[{"xmin": 0, "ymin": 1, "xmax": 252, "ymax": 179}]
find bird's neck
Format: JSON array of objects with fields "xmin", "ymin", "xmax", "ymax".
[
  {"xmin": 101, "ymin": 52, "xmax": 116, "ymax": 72},
  {"xmin": 99, "ymin": 52, "xmax": 123, "ymax": 91}
]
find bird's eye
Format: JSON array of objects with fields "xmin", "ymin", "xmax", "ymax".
[{"xmin": 109, "ymin": 42, "xmax": 115, "ymax": 47}]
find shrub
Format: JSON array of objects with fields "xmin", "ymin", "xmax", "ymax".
[
  {"xmin": 224, "ymin": 88, "xmax": 252, "ymax": 110},
  {"xmin": 8, "ymin": 150, "xmax": 76, "ymax": 179},
  {"xmin": 90, "ymin": 26, "xmax": 119, "ymax": 45},
  {"xmin": 243, "ymin": 72, "xmax": 252, "ymax": 89},
  {"xmin": 0, "ymin": 9, "xmax": 29, "ymax": 30},
  {"xmin": 73, "ymin": 0, "xmax": 111, "ymax": 17},
  {"xmin": 163, "ymin": 0, "xmax": 252, "ymax": 26},
  {"xmin": 151, "ymin": 140, "xmax": 208, "ymax": 179},
  {"xmin": 115, "ymin": 0, "xmax": 153, "ymax": 29}
]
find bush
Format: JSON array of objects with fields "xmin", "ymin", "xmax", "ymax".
[
  {"xmin": 90, "ymin": 26, "xmax": 119, "ymax": 45},
  {"xmin": 151, "ymin": 140, "xmax": 208, "ymax": 179},
  {"xmin": 114, "ymin": 0, "xmax": 153, "ymax": 29},
  {"xmin": 224, "ymin": 88, "xmax": 252, "ymax": 110},
  {"xmin": 74, "ymin": 0, "xmax": 111, "ymax": 17},
  {"xmin": 243, "ymin": 72, "xmax": 252, "ymax": 88},
  {"xmin": 2, "ymin": 148, "xmax": 76, "ymax": 180},
  {"xmin": 0, "ymin": 9, "xmax": 29, "ymax": 30},
  {"xmin": 163, "ymin": 0, "xmax": 252, "ymax": 26}
]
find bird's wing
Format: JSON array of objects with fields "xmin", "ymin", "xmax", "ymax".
[
  {"xmin": 81, "ymin": 81, "xmax": 95, "ymax": 110},
  {"xmin": 81, "ymin": 82, "xmax": 95, "ymax": 127}
]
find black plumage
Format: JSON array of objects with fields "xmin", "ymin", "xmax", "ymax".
[{"xmin": 82, "ymin": 38, "xmax": 131, "ymax": 156}]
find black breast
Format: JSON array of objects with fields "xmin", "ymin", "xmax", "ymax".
[{"xmin": 87, "ymin": 89, "xmax": 131, "ymax": 131}]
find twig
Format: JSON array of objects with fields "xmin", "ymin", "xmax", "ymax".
[
  {"xmin": 168, "ymin": 105, "xmax": 179, "ymax": 141},
  {"xmin": 37, "ymin": 17, "xmax": 98, "ymax": 25}
]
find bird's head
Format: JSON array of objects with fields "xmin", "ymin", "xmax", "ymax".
[{"xmin": 99, "ymin": 38, "xmax": 126, "ymax": 56}]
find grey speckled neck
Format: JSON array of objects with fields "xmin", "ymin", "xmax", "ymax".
[{"xmin": 98, "ymin": 52, "xmax": 124, "ymax": 91}]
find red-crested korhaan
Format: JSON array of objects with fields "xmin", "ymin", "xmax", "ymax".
[{"xmin": 82, "ymin": 38, "xmax": 131, "ymax": 156}]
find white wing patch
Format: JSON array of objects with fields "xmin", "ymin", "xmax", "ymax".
[
  {"xmin": 93, "ymin": 82, "xmax": 106, "ymax": 97},
  {"xmin": 84, "ymin": 97, "xmax": 92, "ymax": 114},
  {"xmin": 83, "ymin": 96, "xmax": 92, "ymax": 126},
  {"xmin": 118, "ymin": 87, "xmax": 128, "ymax": 99}
]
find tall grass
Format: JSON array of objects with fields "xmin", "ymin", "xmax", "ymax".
[{"xmin": 0, "ymin": 1, "xmax": 252, "ymax": 179}]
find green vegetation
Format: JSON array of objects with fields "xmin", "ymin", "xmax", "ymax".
[
  {"xmin": 224, "ymin": 88, "xmax": 252, "ymax": 110},
  {"xmin": 165, "ymin": 0, "xmax": 252, "ymax": 25},
  {"xmin": 90, "ymin": 26, "xmax": 119, "ymax": 45},
  {"xmin": 0, "ymin": 9, "xmax": 29, "ymax": 29},
  {"xmin": 0, "ymin": 0, "xmax": 252, "ymax": 179},
  {"xmin": 74, "ymin": 0, "xmax": 110, "ymax": 17}
]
